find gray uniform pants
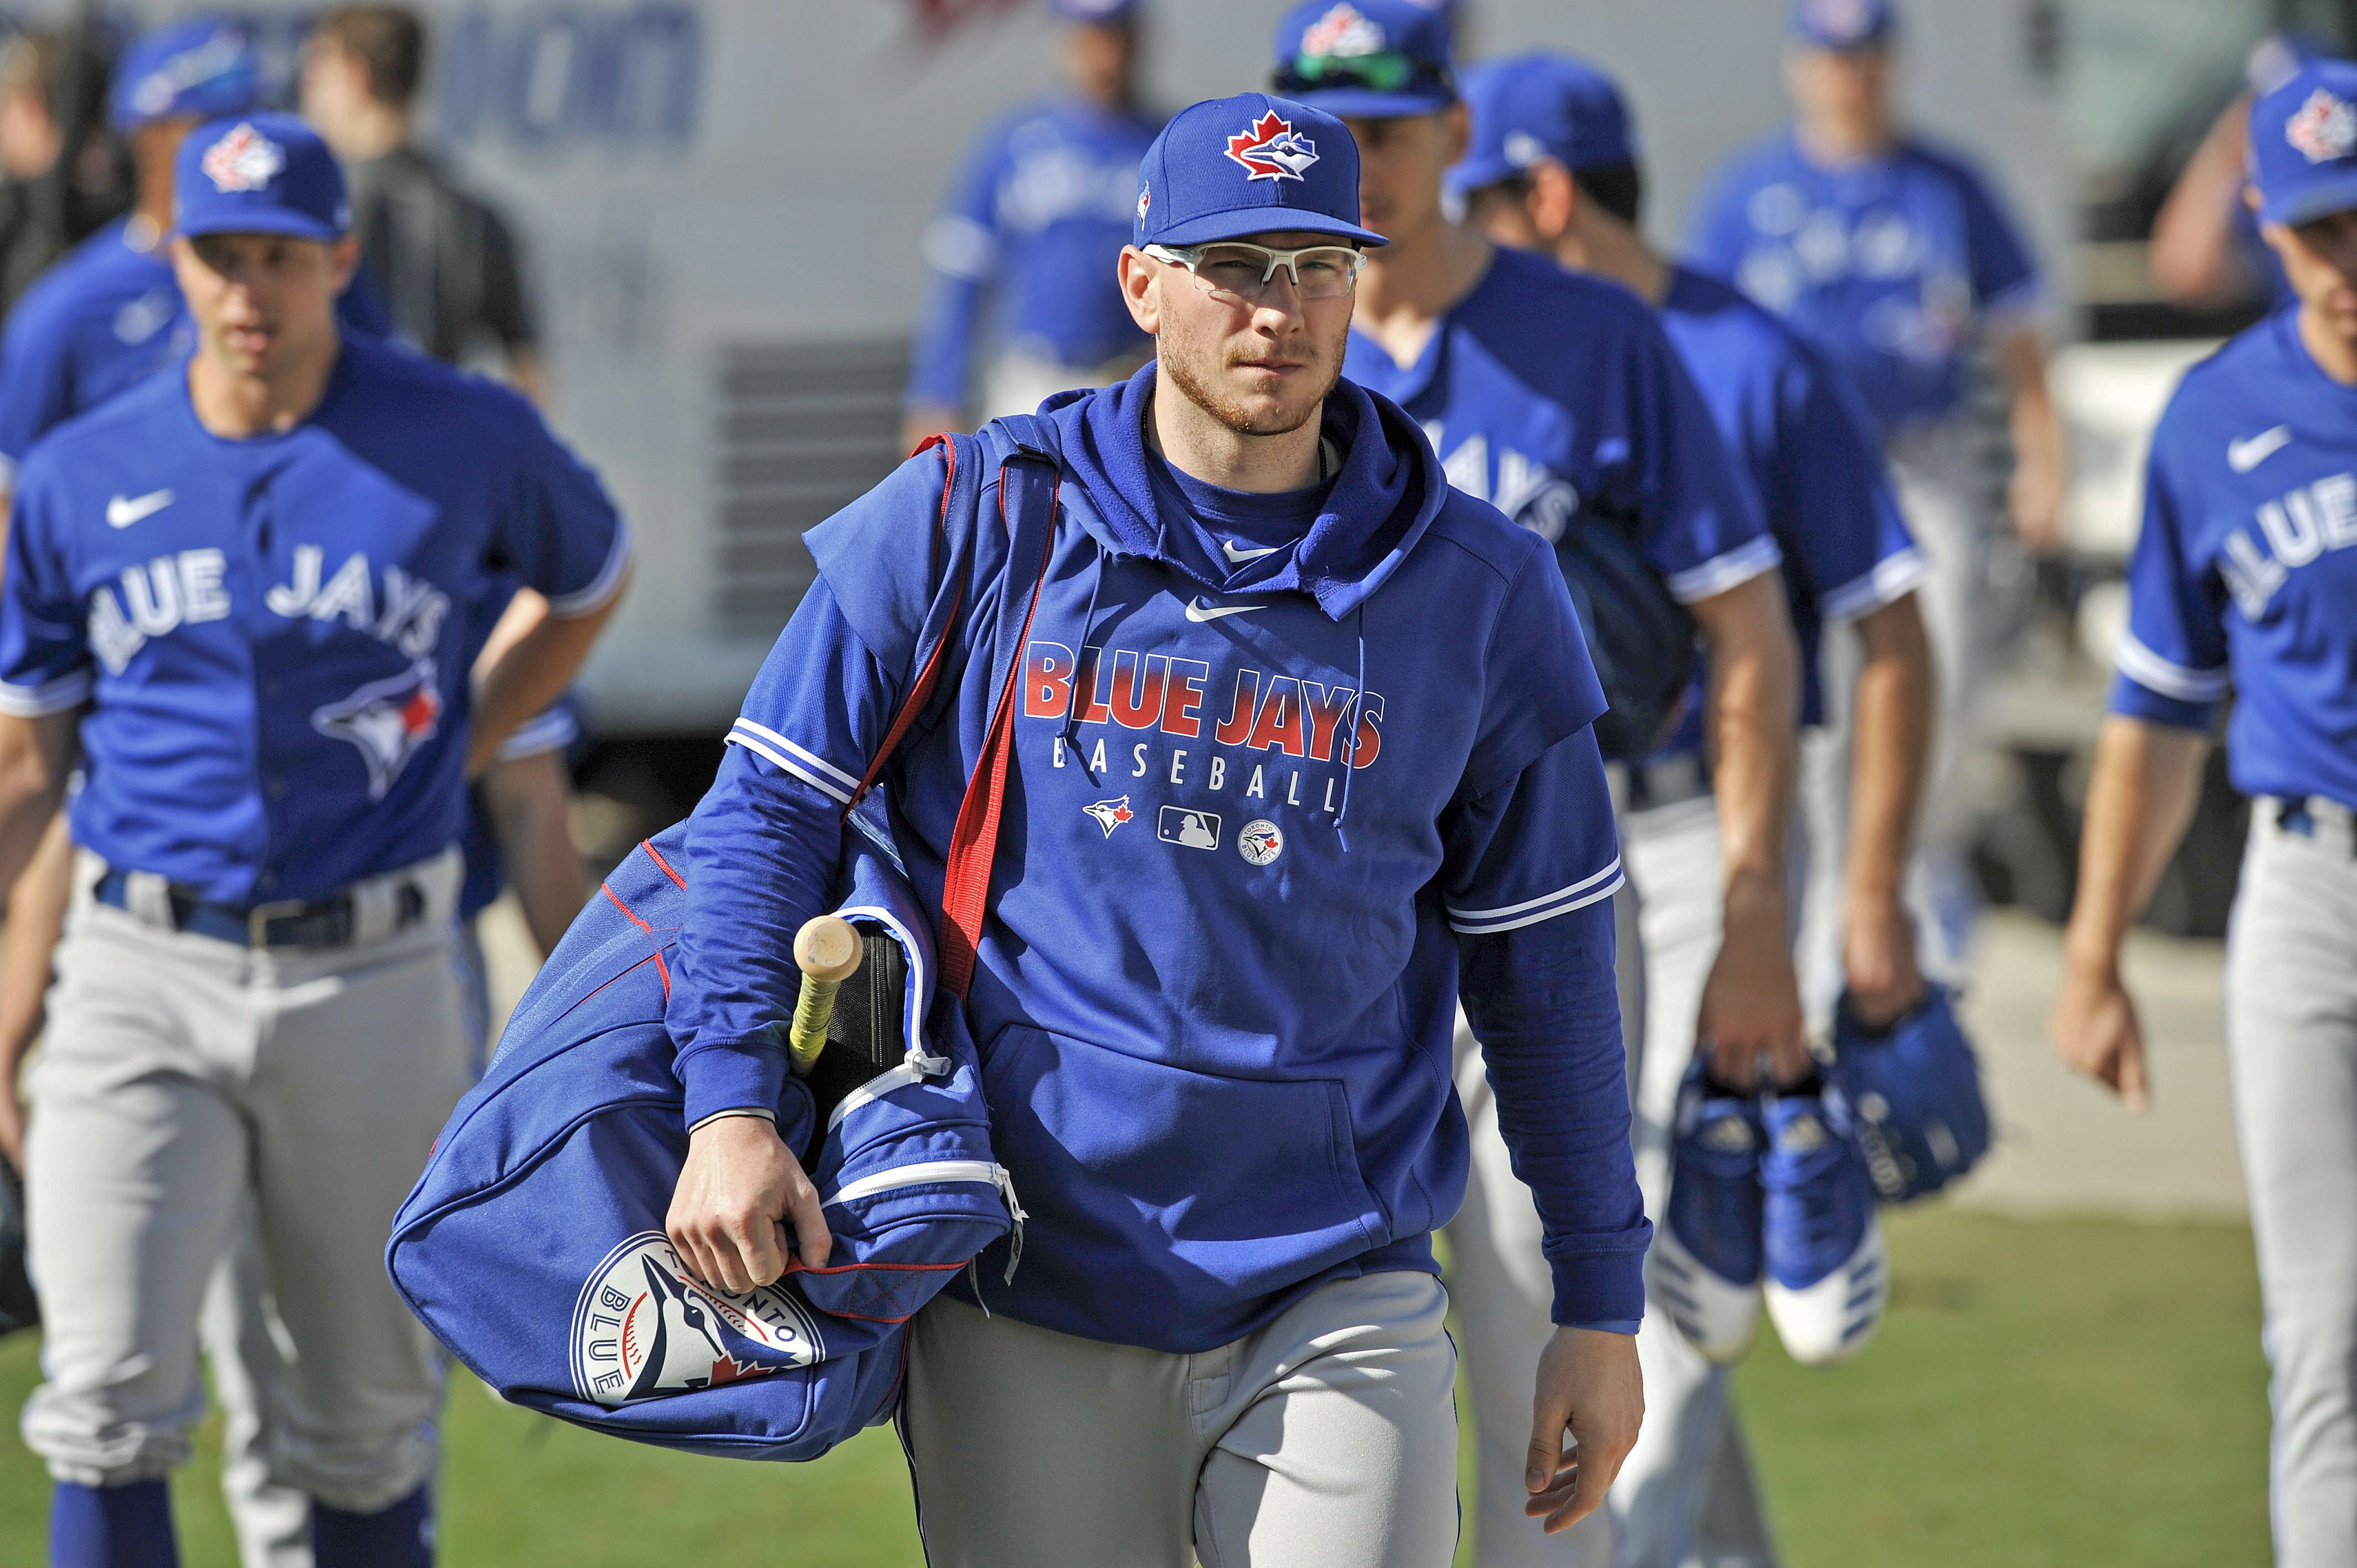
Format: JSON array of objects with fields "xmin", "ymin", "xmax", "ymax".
[
  {"xmin": 19, "ymin": 859, "xmax": 470, "ymax": 1513},
  {"xmin": 902, "ymin": 1271, "xmax": 1460, "ymax": 1567},
  {"xmin": 2226, "ymin": 804, "xmax": 2357, "ymax": 1568}
]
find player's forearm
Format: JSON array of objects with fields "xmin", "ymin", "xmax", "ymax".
[
  {"xmin": 0, "ymin": 711, "xmax": 74, "ymax": 895},
  {"xmin": 2149, "ymin": 97, "xmax": 2255, "ymax": 308},
  {"xmin": 1843, "ymin": 593, "xmax": 1934, "ymax": 905},
  {"xmin": 2061, "ymin": 716, "xmax": 2209, "ymax": 977},
  {"xmin": 469, "ymin": 586, "xmax": 625, "ymax": 777},
  {"xmin": 2001, "ymin": 331, "xmax": 2067, "ymax": 491},
  {"xmin": 1458, "ymin": 905, "xmax": 1650, "ymax": 1327},
  {"xmin": 482, "ymin": 751, "xmax": 584, "ymax": 956},
  {"xmin": 1694, "ymin": 572, "xmax": 1800, "ymax": 910},
  {"xmin": 0, "ymin": 813, "xmax": 72, "ymax": 1079}
]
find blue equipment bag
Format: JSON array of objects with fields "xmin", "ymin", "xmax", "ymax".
[
  {"xmin": 387, "ymin": 420, "xmax": 1064, "ymax": 1461},
  {"xmin": 1831, "ymin": 983, "xmax": 1992, "ymax": 1204}
]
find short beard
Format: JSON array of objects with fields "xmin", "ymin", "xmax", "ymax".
[{"xmin": 1158, "ymin": 337, "xmax": 1341, "ymax": 439}]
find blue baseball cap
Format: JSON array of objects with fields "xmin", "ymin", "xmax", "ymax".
[
  {"xmin": 1449, "ymin": 53, "xmax": 1637, "ymax": 198},
  {"xmin": 1048, "ymin": 0, "xmax": 1141, "ymax": 23},
  {"xmin": 1134, "ymin": 94, "xmax": 1385, "ymax": 249},
  {"xmin": 2251, "ymin": 60, "xmax": 2357, "ymax": 228},
  {"xmin": 1789, "ymin": 0, "xmax": 1896, "ymax": 51},
  {"xmin": 110, "ymin": 18, "xmax": 261, "ymax": 132},
  {"xmin": 1270, "ymin": 0, "xmax": 1455, "ymax": 121},
  {"xmin": 175, "ymin": 114, "xmax": 352, "ymax": 243}
]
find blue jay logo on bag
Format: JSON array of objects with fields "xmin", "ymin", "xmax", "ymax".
[
  {"xmin": 1227, "ymin": 110, "xmax": 1319, "ymax": 183},
  {"xmin": 570, "ymin": 1232, "xmax": 823, "ymax": 1406}
]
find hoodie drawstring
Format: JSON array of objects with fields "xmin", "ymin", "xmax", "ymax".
[
  {"xmin": 1061, "ymin": 559, "xmax": 1108, "ymax": 782},
  {"xmin": 1335, "ymin": 605, "xmax": 1365, "ymax": 853}
]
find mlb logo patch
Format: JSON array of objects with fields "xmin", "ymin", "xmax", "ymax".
[
  {"xmin": 2287, "ymin": 87, "xmax": 2357, "ymax": 164},
  {"xmin": 1227, "ymin": 110, "xmax": 1320, "ymax": 183},
  {"xmin": 1157, "ymin": 807, "xmax": 1221, "ymax": 850},
  {"xmin": 200, "ymin": 122, "xmax": 284, "ymax": 193}
]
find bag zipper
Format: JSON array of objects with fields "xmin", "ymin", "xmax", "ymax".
[
  {"xmin": 822, "ymin": 1160, "xmax": 1026, "ymax": 1285},
  {"xmin": 825, "ymin": 1050, "xmax": 954, "ymax": 1136}
]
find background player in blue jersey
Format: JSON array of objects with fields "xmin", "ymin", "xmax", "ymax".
[
  {"xmin": 1265, "ymin": 8, "xmax": 1806, "ymax": 1564},
  {"xmin": 2052, "ymin": 61, "xmax": 2357, "ymax": 1568},
  {"xmin": 670, "ymin": 93, "xmax": 1648, "ymax": 1563},
  {"xmin": 0, "ymin": 115, "xmax": 628, "ymax": 1567},
  {"xmin": 1685, "ymin": 0, "xmax": 2066, "ymax": 997},
  {"xmin": 1450, "ymin": 50, "xmax": 1934, "ymax": 1568},
  {"xmin": 899, "ymin": 0, "xmax": 1161, "ymax": 448}
]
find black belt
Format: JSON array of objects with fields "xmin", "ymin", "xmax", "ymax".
[{"xmin": 94, "ymin": 870, "xmax": 429, "ymax": 950}]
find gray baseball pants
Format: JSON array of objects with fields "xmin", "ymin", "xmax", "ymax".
[
  {"xmin": 900, "ymin": 1270, "xmax": 1460, "ymax": 1567},
  {"xmin": 2226, "ymin": 803, "xmax": 2357, "ymax": 1568},
  {"xmin": 19, "ymin": 855, "xmax": 470, "ymax": 1513}
]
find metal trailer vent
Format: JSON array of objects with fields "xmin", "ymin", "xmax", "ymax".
[{"xmin": 714, "ymin": 337, "xmax": 910, "ymax": 634}]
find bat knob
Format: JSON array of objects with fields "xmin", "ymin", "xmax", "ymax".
[{"xmin": 794, "ymin": 916, "xmax": 863, "ymax": 983}]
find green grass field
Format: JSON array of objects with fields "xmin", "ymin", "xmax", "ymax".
[{"xmin": 0, "ymin": 1207, "xmax": 2271, "ymax": 1565}]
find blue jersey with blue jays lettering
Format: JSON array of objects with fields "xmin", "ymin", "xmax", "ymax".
[
  {"xmin": 0, "ymin": 216, "xmax": 392, "ymax": 476},
  {"xmin": 1656, "ymin": 264, "xmax": 1921, "ymax": 734},
  {"xmin": 0, "ymin": 334, "xmax": 630, "ymax": 905},
  {"xmin": 1343, "ymin": 247, "xmax": 1777, "ymax": 614},
  {"xmin": 905, "ymin": 96, "xmax": 1159, "ymax": 408},
  {"xmin": 669, "ymin": 370, "xmax": 1648, "ymax": 1353},
  {"xmin": 1685, "ymin": 131, "xmax": 2041, "ymax": 439},
  {"xmin": 2112, "ymin": 307, "xmax": 2357, "ymax": 809}
]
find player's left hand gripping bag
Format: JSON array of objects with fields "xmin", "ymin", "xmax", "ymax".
[{"xmin": 384, "ymin": 812, "xmax": 1016, "ymax": 1461}]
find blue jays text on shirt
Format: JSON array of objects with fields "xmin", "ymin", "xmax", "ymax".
[
  {"xmin": 2217, "ymin": 469, "xmax": 2357, "ymax": 616},
  {"xmin": 1022, "ymin": 632, "xmax": 1383, "ymax": 821}
]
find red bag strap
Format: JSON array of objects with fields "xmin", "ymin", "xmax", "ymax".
[
  {"xmin": 843, "ymin": 435, "xmax": 965, "ymax": 814},
  {"xmin": 938, "ymin": 461, "xmax": 1059, "ymax": 998}
]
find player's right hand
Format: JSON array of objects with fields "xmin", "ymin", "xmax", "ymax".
[
  {"xmin": 2047, "ymin": 962, "xmax": 2150, "ymax": 1114},
  {"xmin": 1697, "ymin": 913, "xmax": 1810, "ymax": 1089},
  {"xmin": 668, "ymin": 1114, "xmax": 832, "ymax": 1292}
]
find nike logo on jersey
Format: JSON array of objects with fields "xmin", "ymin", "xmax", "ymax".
[
  {"xmin": 1221, "ymin": 539, "xmax": 1279, "ymax": 563},
  {"xmin": 1184, "ymin": 599, "xmax": 1262, "ymax": 622},
  {"xmin": 105, "ymin": 489, "xmax": 174, "ymax": 528},
  {"xmin": 2227, "ymin": 427, "xmax": 2294, "ymax": 473}
]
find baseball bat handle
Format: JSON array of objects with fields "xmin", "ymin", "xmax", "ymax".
[{"xmin": 788, "ymin": 916, "xmax": 863, "ymax": 1076}]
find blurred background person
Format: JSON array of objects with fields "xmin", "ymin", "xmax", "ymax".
[
  {"xmin": 899, "ymin": 0, "xmax": 1158, "ymax": 449},
  {"xmin": 1685, "ymin": 0, "xmax": 2065, "ymax": 1014},
  {"xmin": 300, "ymin": 3, "xmax": 545, "ymax": 404},
  {"xmin": 0, "ymin": 25, "xmax": 123, "ymax": 319},
  {"xmin": 2146, "ymin": 30, "xmax": 2317, "ymax": 314}
]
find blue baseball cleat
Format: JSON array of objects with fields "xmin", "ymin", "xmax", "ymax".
[
  {"xmin": 1760, "ymin": 1074, "xmax": 1887, "ymax": 1366},
  {"xmin": 1649, "ymin": 1055, "xmax": 1766, "ymax": 1363}
]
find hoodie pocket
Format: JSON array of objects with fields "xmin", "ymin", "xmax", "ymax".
[{"xmin": 980, "ymin": 1023, "xmax": 1388, "ymax": 1324}]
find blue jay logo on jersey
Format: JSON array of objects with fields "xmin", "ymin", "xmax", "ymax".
[
  {"xmin": 2286, "ymin": 89, "xmax": 2357, "ymax": 164},
  {"xmin": 199, "ymin": 122, "xmax": 283, "ymax": 192},
  {"xmin": 1227, "ymin": 111, "xmax": 1320, "ymax": 183},
  {"xmin": 569, "ymin": 1232, "xmax": 821, "ymax": 1407},
  {"xmin": 311, "ymin": 659, "xmax": 444, "ymax": 800},
  {"xmin": 1083, "ymin": 795, "xmax": 1135, "ymax": 836}
]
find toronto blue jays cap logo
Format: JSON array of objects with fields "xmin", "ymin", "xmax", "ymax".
[
  {"xmin": 2286, "ymin": 87, "xmax": 2357, "ymax": 164},
  {"xmin": 1227, "ymin": 110, "xmax": 1321, "ymax": 183},
  {"xmin": 200, "ymin": 122, "xmax": 284, "ymax": 194},
  {"xmin": 1301, "ymin": 2, "xmax": 1385, "ymax": 57},
  {"xmin": 570, "ymin": 1232, "xmax": 823, "ymax": 1406}
]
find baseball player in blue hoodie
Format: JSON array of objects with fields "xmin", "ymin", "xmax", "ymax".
[
  {"xmin": 0, "ymin": 114, "xmax": 629, "ymax": 1567},
  {"xmin": 2052, "ymin": 60, "xmax": 2357, "ymax": 1568},
  {"xmin": 667, "ymin": 94, "xmax": 1648, "ymax": 1565},
  {"xmin": 1448, "ymin": 51, "xmax": 1934, "ymax": 1568}
]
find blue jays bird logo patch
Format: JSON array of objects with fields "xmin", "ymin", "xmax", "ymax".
[
  {"xmin": 570, "ymin": 1232, "xmax": 822, "ymax": 1406},
  {"xmin": 1226, "ymin": 111, "xmax": 1319, "ymax": 183},
  {"xmin": 1083, "ymin": 796, "xmax": 1135, "ymax": 837},
  {"xmin": 311, "ymin": 659, "xmax": 444, "ymax": 800},
  {"xmin": 200, "ymin": 121, "xmax": 284, "ymax": 192}
]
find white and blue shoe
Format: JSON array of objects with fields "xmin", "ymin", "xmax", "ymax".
[
  {"xmin": 1761, "ymin": 1075, "xmax": 1887, "ymax": 1366},
  {"xmin": 1649, "ymin": 1058, "xmax": 1766, "ymax": 1364}
]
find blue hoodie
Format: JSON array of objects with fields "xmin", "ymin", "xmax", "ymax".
[{"xmin": 668, "ymin": 365, "xmax": 1649, "ymax": 1352}]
